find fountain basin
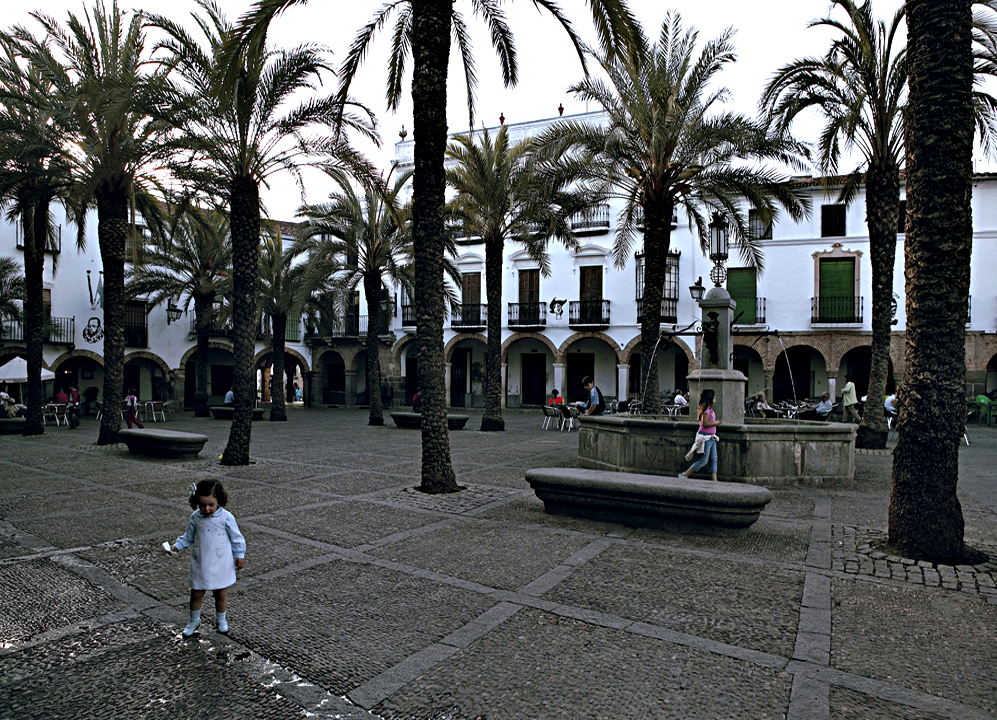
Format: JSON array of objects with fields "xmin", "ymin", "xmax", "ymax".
[{"xmin": 577, "ymin": 415, "xmax": 856, "ymax": 487}]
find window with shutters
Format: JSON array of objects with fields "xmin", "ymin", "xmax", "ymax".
[
  {"xmin": 748, "ymin": 209, "xmax": 772, "ymax": 240},
  {"xmin": 813, "ymin": 244, "xmax": 862, "ymax": 322},
  {"xmin": 821, "ymin": 204, "xmax": 847, "ymax": 237},
  {"xmin": 726, "ymin": 268, "xmax": 759, "ymax": 324},
  {"xmin": 124, "ymin": 300, "xmax": 148, "ymax": 347}
]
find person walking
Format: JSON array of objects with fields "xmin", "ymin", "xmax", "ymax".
[
  {"xmin": 841, "ymin": 375, "xmax": 861, "ymax": 422},
  {"xmin": 67, "ymin": 385, "xmax": 81, "ymax": 429},
  {"xmin": 171, "ymin": 480, "xmax": 246, "ymax": 637},
  {"xmin": 680, "ymin": 389, "xmax": 722, "ymax": 481},
  {"xmin": 125, "ymin": 390, "xmax": 145, "ymax": 429}
]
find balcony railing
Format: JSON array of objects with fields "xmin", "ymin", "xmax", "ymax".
[
  {"xmin": 812, "ymin": 296, "xmax": 864, "ymax": 324},
  {"xmin": 636, "ymin": 297, "xmax": 678, "ymax": 325},
  {"xmin": 569, "ymin": 204, "xmax": 610, "ymax": 235},
  {"xmin": 452, "ymin": 303, "xmax": 487, "ymax": 330},
  {"xmin": 731, "ymin": 297, "xmax": 766, "ymax": 325},
  {"xmin": 401, "ymin": 304, "xmax": 416, "ymax": 328},
  {"xmin": 508, "ymin": 302, "xmax": 546, "ymax": 327},
  {"xmin": 569, "ymin": 300, "xmax": 611, "ymax": 327},
  {"xmin": 0, "ymin": 316, "xmax": 74, "ymax": 344},
  {"xmin": 189, "ymin": 316, "xmax": 303, "ymax": 341}
]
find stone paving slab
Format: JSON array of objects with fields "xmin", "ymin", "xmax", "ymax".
[
  {"xmin": 544, "ymin": 543, "xmax": 806, "ymax": 657},
  {"xmin": 247, "ymin": 501, "xmax": 434, "ymax": 549},
  {"xmin": 830, "ymin": 686, "xmax": 949, "ymax": 720},
  {"xmin": 830, "ymin": 578, "xmax": 997, "ymax": 715},
  {"xmin": 373, "ymin": 607, "xmax": 795, "ymax": 720}
]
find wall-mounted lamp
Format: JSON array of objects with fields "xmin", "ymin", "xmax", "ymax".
[
  {"xmin": 689, "ymin": 277, "xmax": 705, "ymax": 303},
  {"xmin": 166, "ymin": 300, "xmax": 182, "ymax": 325}
]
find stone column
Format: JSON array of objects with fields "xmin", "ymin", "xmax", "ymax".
[
  {"xmin": 617, "ymin": 364, "xmax": 628, "ymax": 401},
  {"xmin": 553, "ymin": 362, "xmax": 564, "ymax": 398},
  {"xmin": 171, "ymin": 368, "xmax": 185, "ymax": 411},
  {"xmin": 501, "ymin": 362, "xmax": 508, "ymax": 409},
  {"xmin": 444, "ymin": 362, "xmax": 452, "ymax": 409},
  {"xmin": 827, "ymin": 373, "xmax": 838, "ymax": 403},
  {"xmin": 686, "ymin": 286, "xmax": 747, "ymax": 425},
  {"xmin": 303, "ymin": 371, "xmax": 313, "ymax": 407},
  {"xmin": 344, "ymin": 370, "xmax": 356, "ymax": 407},
  {"xmin": 309, "ymin": 370, "xmax": 323, "ymax": 407}
]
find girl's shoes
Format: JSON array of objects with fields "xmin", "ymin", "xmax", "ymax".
[
  {"xmin": 215, "ymin": 611, "xmax": 228, "ymax": 633},
  {"xmin": 182, "ymin": 609, "xmax": 201, "ymax": 637}
]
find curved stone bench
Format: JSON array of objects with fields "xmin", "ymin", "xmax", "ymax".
[
  {"xmin": 390, "ymin": 412, "xmax": 469, "ymax": 430},
  {"xmin": 525, "ymin": 468, "xmax": 773, "ymax": 532},
  {"xmin": 209, "ymin": 406, "xmax": 265, "ymax": 421},
  {"xmin": 0, "ymin": 417, "xmax": 27, "ymax": 435},
  {"xmin": 119, "ymin": 429, "xmax": 209, "ymax": 459}
]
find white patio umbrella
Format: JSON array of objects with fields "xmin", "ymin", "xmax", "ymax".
[{"xmin": 0, "ymin": 357, "xmax": 55, "ymax": 384}]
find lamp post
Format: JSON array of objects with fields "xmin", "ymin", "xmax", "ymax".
[
  {"xmin": 689, "ymin": 277, "xmax": 705, "ymax": 303},
  {"xmin": 708, "ymin": 211, "xmax": 729, "ymax": 287}
]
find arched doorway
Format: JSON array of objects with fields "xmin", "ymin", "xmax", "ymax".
[
  {"xmin": 773, "ymin": 345, "xmax": 828, "ymax": 403},
  {"xmin": 504, "ymin": 336, "xmax": 551, "ymax": 407},
  {"xmin": 733, "ymin": 345, "xmax": 765, "ymax": 397},
  {"xmin": 320, "ymin": 351, "xmax": 346, "ymax": 404},
  {"xmin": 838, "ymin": 346, "xmax": 893, "ymax": 401},
  {"xmin": 183, "ymin": 347, "xmax": 235, "ymax": 409}
]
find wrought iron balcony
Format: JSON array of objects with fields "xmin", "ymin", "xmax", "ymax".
[
  {"xmin": 811, "ymin": 296, "xmax": 864, "ymax": 324},
  {"xmin": 452, "ymin": 303, "xmax": 487, "ymax": 330},
  {"xmin": 569, "ymin": 300, "xmax": 611, "ymax": 327},
  {"xmin": 508, "ymin": 302, "xmax": 546, "ymax": 328},
  {"xmin": 0, "ymin": 316, "xmax": 74, "ymax": 344},
  {"xmin": 636, "ymin": 297, "xmax": 678, "ymax": 325},
  {"xmin": 569, "ymin": 204, "xmax": 610, "ymax": 235},
  {"xmin": 732, "ymin": 297, "xmax": 766, "ymax": 325}
]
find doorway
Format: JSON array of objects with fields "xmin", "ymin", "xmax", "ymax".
[
  {"xmin": 521, "ymin": 353, "xmax": 546, "ymax": 405},
  {"xmin": 450, "ymin": 349, "xmax": 469, "ymax": 407},
  {"xmin": 405, "ymin": 357, "xmax": 418, "ymax": 405},
  {"xmin": 566, "ymin": 353, "xmax": 595, "ymax": 403}
]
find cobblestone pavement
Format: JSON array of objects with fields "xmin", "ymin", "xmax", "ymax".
[{"xmin": 1, "ymin": 407, "xmax": 995, "ymax": 719}]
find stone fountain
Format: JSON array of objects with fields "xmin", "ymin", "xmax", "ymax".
[{"xmin": 578, "ymin": 218, "xmax": 856, "ymax": 486}]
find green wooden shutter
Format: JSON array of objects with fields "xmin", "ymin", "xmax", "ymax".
[
  {"xmin": 819, "ymin": 258, "xmax": 854, "ymax": 320},
  {"xmin": 726, "ymin": 268, "xmax": 756, "ymax": 324}
]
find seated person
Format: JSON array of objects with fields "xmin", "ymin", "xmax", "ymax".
[
  {"xmin": 224, "ymin": 388, "xmax": 234, "ymax": 405},
  {"xmin": 754, "ymin": 392, "xmax": 777, "ymax": 418},
  {"xmin": 0, "ymin": 387, "xmax": 17, "ymax": 418},
  {"xmin": 547, "ymin": 389, "xmax": 564, "ymax": 407},
  {"xmin": 411, "ymin": 390, "xmax": 422, "ymax": 413},
  {"xmin": 54, "ymin": 388, "xmax": 70, "ymax": 404},
  {"xmin": 884, "ymin": 393, "xmax": 897, "ymax": 414},
  {"xmin": 801, "ymin": 392, "xmax": 833, "ymax": 421},
  {"xmin": 672, "ymin": 391, "xmax": 689, "ymax": 407},
  {"xmin": 575, "ymin": 376, "xmax": 605, "ymax": 416}
]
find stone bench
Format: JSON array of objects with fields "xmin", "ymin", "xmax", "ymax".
[
  {"xmin": 209, "ymin": 406, "xmax": 265, "ymax": 421},
  {"xmin": 525, "ymin": 468, "xmax": 773, "ymax": 532},
  {"xmin": 118, "ymin": 429, "xmax": 209, "ymax": 459},
  {"xmin": 390, "ymin": 412, "xmax": 469, "ymax": 430},
  {"xmin": 0, "ymin": 417, "xmax": 26, "ymax": 435}
]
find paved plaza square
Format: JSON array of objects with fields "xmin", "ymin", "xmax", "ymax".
[{"xmin": 1, "ymin": 408, "xmax": 995, "ymax": 719}]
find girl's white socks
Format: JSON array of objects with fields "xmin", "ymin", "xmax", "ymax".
[
  {"xmin": 183, "ymin": 609, "xmax": 201, "ymax": 637},
  {"xmin": 215, "ymin": 611, "xmax": 228, "ymax": 633}
]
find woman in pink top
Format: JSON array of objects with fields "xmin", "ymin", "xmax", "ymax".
[{"xmin": 679, "ymin": 389, "xmax": 722, "ymax": 481}]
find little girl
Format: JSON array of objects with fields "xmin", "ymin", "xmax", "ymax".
[
  {"xmin": 680, "ymin": 389, "xmax": 722, "ymax": 482},
  {"xmin": 171, "ymin": 480, "xmax": 246, "ymax": 637}
]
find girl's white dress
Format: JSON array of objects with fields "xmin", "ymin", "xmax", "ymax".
[{"xmin": 174, "ymin": 507, "xmax": 246, "ymax": 590}]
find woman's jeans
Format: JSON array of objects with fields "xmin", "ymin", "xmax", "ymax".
[{"xmin": 689, "ymin": 435, "xmax": 717, "ymax": 474}]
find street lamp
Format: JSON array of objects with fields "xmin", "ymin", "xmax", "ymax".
[
  {"xmin": 708, "ymin": 212, "xmax": 730, "ymax": 287},
  {"xmin": 689, "ymin": 276, "xmax": 705, "ymax": 303},
  {"xmin": 166, "ymin": 300, "xmax": 182, "ymax": 325}
]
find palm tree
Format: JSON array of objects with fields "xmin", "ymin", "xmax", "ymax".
[
  {"xmin": 0, "ymin": 256, "xmax": 24, "ymax": 326},
  {"xmin": 0, "ymin": 40, "xmax": 73, "ymax": 436},
  {"xmin": 150, "ymin": 0, "xmax": 376, "ymax": 464},
  {"xmin": 888, "ymin": 0, "xmax": 980, "ymax": 564},
  {"xmin": 126, "ymin": 206, "xmax": 231, "ymax": 417},
  {"xmin": 239, "ymin": 0, "xmax": 637, "ymax": 492},
  {"xmin": 296, "ymin": 170, "xmax": 414, "ymax": 426},
  {"xmin": 446, "ymin": 125, "xmax": 581, "ymax": 431},
  {"xmin": 256, "ymin": 226, "xmax": 308, "ymax": 422},
  {"xmin": 534, "ymin": 11, "xmax": 810, "ymax": 405},
  {"xmin": 14, "ymin": 1, "xmax": 174, "ymax": 445}
]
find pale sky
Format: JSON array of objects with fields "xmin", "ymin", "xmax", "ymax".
[{"xmin": 10, "ymin": 0, "xmax": 911, "ymax": 219}]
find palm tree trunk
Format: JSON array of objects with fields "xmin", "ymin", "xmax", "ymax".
[
  {"xmin": 363, "ymin": 273, "xmax": 384, "ymax": 426},
  {"xmin": 639, "ymin": 198, "xmax": 673, "ymax": 409},
  {"xmin": 481, "ymin": 233, "xmax": 505, "ymax": 431},
  {"xmin": 856, "ymin": 161, "xmax": 900, "ymax": 449},
  {"xmin": 411, "ymin": 0, "xmax": 459, "ymax": 492},
  {"xmin": 888, "ymin": 0, "xmax": 978, "ymax": 563},
  {"xmin": 269, "ymin": 313, "xmax": 288, "ymax": 422},
  {"xmin": 221, "ymin": 175, "xmax": 261, "ymax": 465},
  {"xmin": 22, "ymin": 201, "xmax": 47, "ymax": 436},
  {"xmin": 95, "ymin": 188, "xmax": 127, "ymax": 445},
  {"xmin": 193, "ymin": 293, "xmax": 212, "ymax": 417}
]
